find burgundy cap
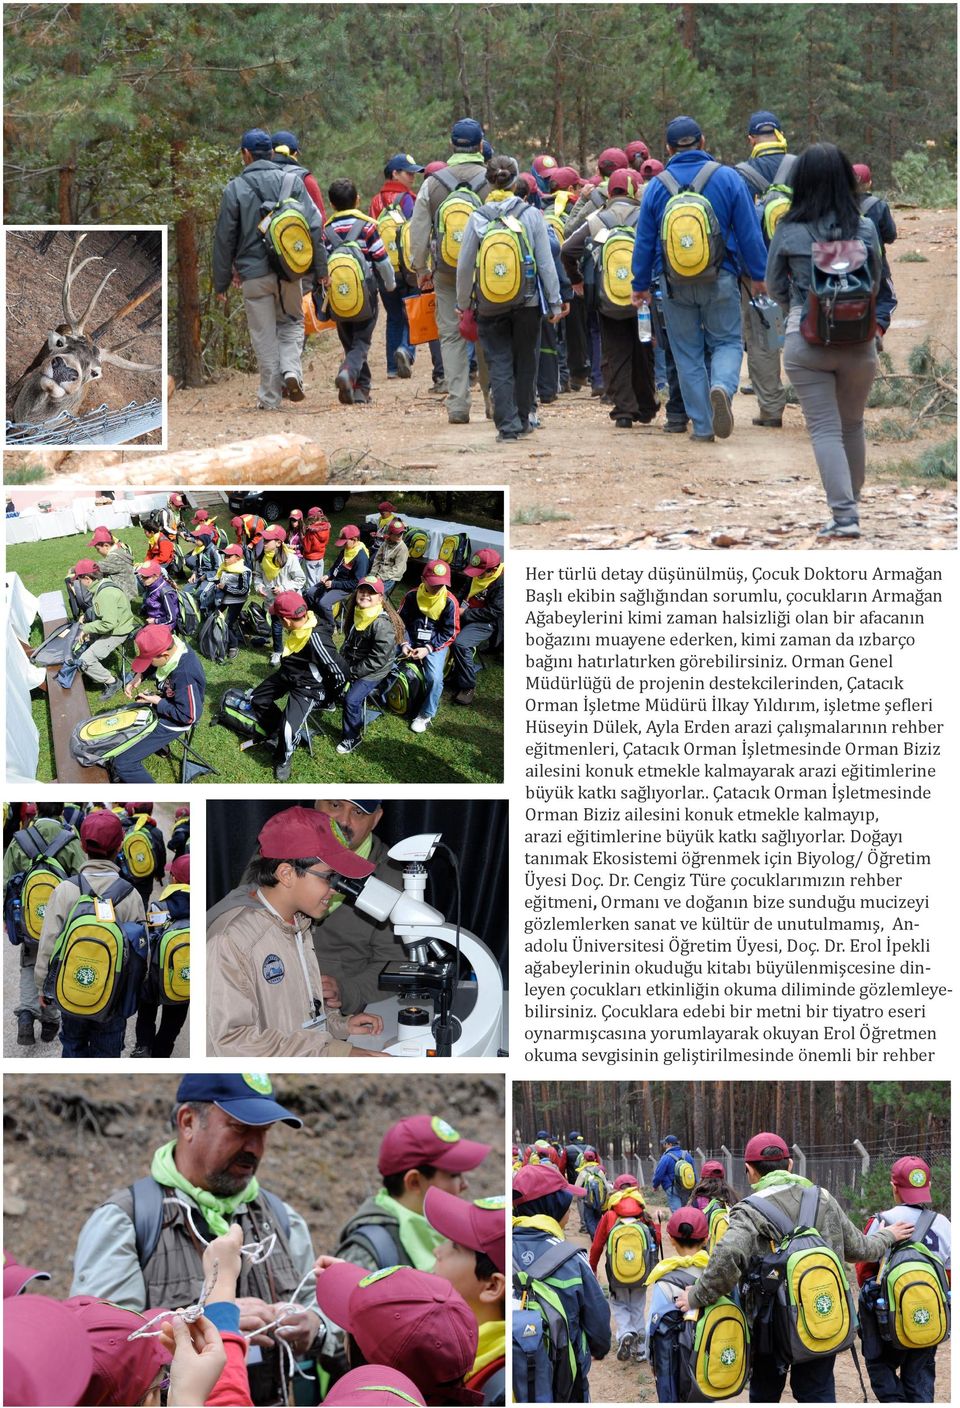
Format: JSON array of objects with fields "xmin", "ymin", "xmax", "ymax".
[
  {"xmin": 890, "ymin": 1156, "xmax": 932, "ymax": 1204},
  {"xmin": 271, "ymin": 590, "xmax": 308, "ymax": 619},
  {"xmin": 387, "ymin": 519, "xmax": 406, "ymax": 537},
  {"xmin": 131, "ymin": 623, "xmax": 174, "ymax": 671},
  {"xmin": 20, "ymin": 804, "xmax": 38, "ymax": 820},
  {"xmin": 169, "ymin": 854, "xmax": 190, "ymax": 883},
  {"xmin": 223, "ymin": 544, "xmax": 244, "ymax": 558},
  {"xmin": 175, "ymin": 805, "xmax": 189, "ymax": 819},
  {"xmin": 323, "ymin": 1366, "xmax": 426, "ymax": 1407},
  {"xmin": 3, "ymin": 1294, "xmax": 94, "ymax": 1407},
  {"xmin": 667, "ymin": 1207, "xmax": 709, "ymax": 1243},
  {"xmin": 608, "ymin": 168, "xmax": 638, "ymax": 197},
  {"xmin": 314, "ymin": 1263, "xmax": 478, "ymax": 1397},
  {"xmin": 307, "ymin": 506, "xmax": 325, "ymax": 518},
  {"xmin": 548, "ymin": 166, "xmax": 580, "ymax": 190},
  {"xmin": 852, "ymin": 163, "xmax": 872, "ymax": 185},
  {"xmin": 168, "ymin": 493, "xmax": 185, "ymax": 507},
  {"xmin": 513, "ymin": 1162, "xmax": 585, "ymax": 1204},
  {"xmin": 463, "ymin": 548, "xmax": 501, "ymax": 577},
  {"xmin": 3, "ymin": 1252, "xmax": 50, "ymax": 1298},
  {"xmin": 532, "ymin": 154, "xmax": 558, "ymax": 175},
  {"xmin": 597, "ymin": 146, "xmax": 628, "ymax": 173},
  {"xmin": 263, "ymin": 526, "xmax": 287, "ymax": 542},
  {"xmin": 336, "ymin": 524, "xmax": 361, "ymax": 544},
  {"xmin": 378, "ymin": 1115, "xmax": 491, "ymax": 1176},
  {"xmin": 193, "ymin": 509, "xmax": 210, "ymax": 521},
  {"xmin": 357, "ymin": 576, "xmax": 385, "ymax": 595},
  {"xmin": 136, "ymin": 560, "xmax": 162, "ymax": 578},
  {"xmin": 626, "ymin": 139, "xmax": 650, "ymax": 164},
  {"xmin": 639, "ymin": 158, "xmax": 665, "ymax": 180},
  {"xmin": 613, "ymin": 1172, "xmax": 639, "ymax": 1190},
  {"xmin": 194, "ymin": 522, "xmax": 215, "ymax": 538},
  {"xmin": 89, "ymin": 526, "xmax": 114, "ymax": 546},
  {"xmin": 72, "ymin": 558, "xmax": 99, "ymax": 577},
  {"xmin": 80, "ymin": 811, "xmax": 124, "ymax": 857},
  {"xmin": 424, "ymin": 161, "xmax": 446, "ymax": 176},
  {"xmin": 63, "ymin": 1296, "xmax": 171, "ymax": 1407},
  {"xmin": 421, "ymin": 559, "xmax": 452, "ymax": 588},
  {"xmin": 125, "ymin": 802, "xmax": 153, "ymax": 815},
  {"xmin": 700, "ymin": 1160, "xmax": 726, "ymax": 1181},
  {"xmin": 257, "ymin": 807, "xmax": 376, "ymax": 878},
  {"xmin": 289, "ymin": 509, "xmax": 304, "ymax": 521},
  {"xmin": 744, "ymin": 1131, "xmax": 790, "ymax": 1164},
  {"xmin": 517, "ymin": 172, "xmax": 537, "ymax": 196},
  {"xmin": 378, "ymin": 500, "xmax": 397, "ymax": 514},
  {"xmin": 231, "ymin": 516, "xmax": 244, "ymax": 529},
  {"xmin": 424, "ymin": 1187, "xmax": 507, "ymax": 1273}
]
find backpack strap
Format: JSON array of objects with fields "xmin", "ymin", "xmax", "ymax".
[
  {"xmin": 13, "ymin": 827, "xmax": 45, "ymax": 862},
  {"xmin": 127, "ymin": 1178, "xmax": 291, "ymax": 1267},
  {"xmin": 347, "ymin": 1221, "xmax": 406, "ymax": 1268},
  {"xmin": 479, "ymin": 1363, "xmax": 506, "ymax": 1406},
  {"xmin": 744, "ymin": 1191, "xmax": 797, "ymax": 1241},
  {"xmin": 258, "ymin": 1188, "xmax": 292, "ymax": 1241},
  {"xmin": 773, "ymin": 154, "xmax": 796, "ymax": 186},
  {"xmin": 859, "ymin": 194, "xmax": 880, "ymax": 216},
  {"xmin": 433, "ymin": 166, "xmax": 487, "ymax": 197},
  {"xmin": 735, "ymin": 161, "xmax": 768, "ymax": 197},
  {"xmin": 690, "ymin": 160, "xmax": 721, "ymax": 195},
  {"xmin": 514, "ymin": 1238, "xmax": 580, "ymax": 1283},
  {"xmin": 326, "ymin": 218, "xmax": 367, "ymax": 251},
  {"xmin": 910, "ymin": 1209, "xmax": 937, "ymax": 1245},
  {"xmin": 798, "ymin": 1184, "xmax": 822, "ymax": 1229},
  {"xmin": 654, "ymin": 169, "xmax": 681, "ymax": 197},
  {"xmin": 278, "ymin": 169, "xmax": 299, "ymax": 203}
]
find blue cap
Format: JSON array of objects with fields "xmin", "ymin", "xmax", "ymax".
[
  {"xmin": 665, "ymin": 116, "xmax": 702, "ymax": 149},
  {"xmin": 272, "ymin": 129, "xmax": 300, "ymax": 152},
  {"xmin": 662, "ymin": 1133, "xmax": 679, "ymax": 1146},
  {"xmin": 176, "ymin": 1073, "xmax": 303, "ymax": 1127},
  {"xmin": 385, "ymin": 152, "xmax": 424, "ymax": 175},
  {"xmin": 481, "ymin": 139, "xmax": 494, "ymax": 160},
  {"xmin": 240, "ymin": 128, "xmax": 273, "ymax": 155},
  {"xmin": 450, "ymin": 118, "xmax": 484, "ymax": 151},
  {"xmin": 748, "ymin": 110, "xmax": 781, "ymax": 136},
  {"xmin": 348, "ymin": 799, "xmax": 382, "ymax": 813}
]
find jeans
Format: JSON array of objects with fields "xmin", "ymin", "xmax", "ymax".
[
  {"xmin": 341, "ymin": 676, "xmax": 383, "ymax": 741},
  {"xmin": 112, "ymin": 721, "xmax": 183, "ymax": 784},
  {"xmin": 660, "ymin": 270, "xmax": 743, "ymax": 436},
  {"xmin": 336, "ymin": 312, "xmax": 378, "ymax": 392},
  {"xmin": 448, "ymin": 619, "xmax": 493, "ymax": 691},
  {"xmin": 60, "ymin": 1013, "xmax": 125, "ymax": 1058},
  {"xmin": 860, "ymin": 1303, "xmax": 937, "ymax": 1402},
  {"xmin": 420, "ymin": 648, "xmax": 448, "ymax": 719},
  {"xmin": 381, "ymin": 285, "xmax": 415, "ymax": 373}
]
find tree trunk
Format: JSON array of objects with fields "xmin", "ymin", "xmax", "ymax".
[
  {"xmin": 450, "ymin": 14, "xmax": 473, "ymax": 114},
  {"xmin": 60, "ymin": 4, "xmax": 83, "ymax": 222},
  {"xmin": 171, "ymin": 141, "xmax": 204, "ymax": 388},
  {"xmin": 680, "ymin": 3, "xmax": 698, "ymax": 54}
]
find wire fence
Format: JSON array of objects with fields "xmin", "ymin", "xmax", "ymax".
[{"xmin": 5, "ymin": 398, "xmax": 163, "ymax": 447}]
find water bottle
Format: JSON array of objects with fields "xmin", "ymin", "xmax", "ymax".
[
  {"xmin": 522, "ymin": 249, "xmax": 537, "ymax": 299},
  {"xmin": 875, "ymin": 1295, "xmax": 889, "ymax": 1332},
  {"xmin": 636, "ymin": 304, "xmax": 653, "ymax": 343}
]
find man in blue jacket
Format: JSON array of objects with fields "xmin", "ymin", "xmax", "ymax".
[
  {"xmin": 116, "ymin": 624, "xmax": 207, "ymax": 783},
  {"xmin": 631, "ymin": 115, "xmax": 768, "ymax": 442},
  {"xmin": 652, "ymin": 1134, "xmax": 697, "ymax": 1213}
]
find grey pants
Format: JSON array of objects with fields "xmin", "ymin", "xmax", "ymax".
[
  {"xmin": 740, "ymin": 282, "xmax": 786, "ymax": 416},
  {"xmin": 17, "ymin": 955, "xmax": 47, "ymax": 1020},
  {"xmin": 782, "ymin": 331, "xmax": 878, "ymax": 525},
  {"xmin": 434, "ymin": 279, "xmax": 488, "ymax": 419},
  {"xmin": 302, "ymin": 559, "xmax": 325, "ymax": 588},
  {"xmin": 78, "ymin": 633, "xmax": 125, "ymax": 684},
  {"xmin": 242, "ymin": 274, "xmax": 304, "ymax": 409}
]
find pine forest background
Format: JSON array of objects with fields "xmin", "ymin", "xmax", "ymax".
[{"xmin": 4, "ymin": 3, "xmax": 957, "ymax": 385}]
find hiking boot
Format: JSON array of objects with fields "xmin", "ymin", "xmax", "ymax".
[
  {"xmin": 353, "ymin": 388, "xmax": 371, "ymax": 405},
  {"xmin": 518, "ymin": 424, "xmax": 534, "ymax": 437},
  {"xmin": 614, "ymin": 416, "xmax": 633, "ymax": 429},
  {"xmin": 429, "ymin": 380, "xmax": 448, "ymax": 395},
  {"xmin": 336, "ymin": 736, "xmax": 361, "ymax": 755},
  {"xmin": 496, "ymin": 431, "xmax": 519, "ymax": 442},
  {"xmin": 227, "ymin": 647, "xmax": 239, "ymax": 659},
  {"xmin": 663, "ymin": 420, "xmax": 688, "ymax": 434},
  {"xmin": 617, "ymin": 1333, "xmax": 637, "ymax": 1362},
  {"xmin": 709, "ymin": 386, "xmax": 734, "ymax": 439},
  {"xmin": 818, "ymin": 520, "xmax": 861, "ymax": 539},
  {"xmin": 269, "ymin": 651, "xmax": 282, "ymax": 666},
  {"xmin": 454, "ymin": 689, "xmax": 476, "ymax": 706},
  {"xmin": 17, "ymin": 1013, "xmax": 35, "ymax": 1046},
  {"xmin": 447, "ymin": 410, "xmax": 469, "ymax": 425},
  {"xmin": 540, "ymin": 393, "xmax": 557, "ymax": 404},
  {"xmin": 590, "ymin": 384, "xmax": 604, "ymax": 397},
  {"xmin": 692, "ymin": 433, "xmax": 716, "ymax": 443},
  {"xmin": 335, "ymin": 370, "xmax": 355, "ymax": 405},
  {"xmin": 753, "ymin": 415, "xmax": 783, "ymax": 427},
  {"xmin": 569, "ymin": 378, "xmax": 586, "ymax": 391},
  {"xmin": 99, "ymin": 678, "xmax": 120, "ymax": 701},
  {"xmin": 740, "ymin": 383, "xmax": 755, "ymax": 395},
  {"xmin": 283, "ymin": 373, "xmax": 305, "ymax": 402},
  {"xmin": 129, "ymin": 1044, "xmax": 153, "ymax": 1058},
  {"xmin": 633, "ymin": 1343, "xmax": 649, "ymax": 1364},
  {"xmin": 40, "ymin": 1016, "xmax": 60, "ymax": 1042},
  {"xmin": 394, "ymin": 347, "xmax": 413, "ymax": 379},
  {"xmin": 274, "ymin": 759, "xmax": 293, "ymax": 782},
  {"xmin": 410, "ymin": 714, "xmax": 431, "ymax": 733}
]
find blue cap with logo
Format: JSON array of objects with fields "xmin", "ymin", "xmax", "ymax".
[
  {"xmin": 748, "ymin": 110, "xmax": 781, "ymax": 135},
  {"xmin": 348, "ymin": 799, "xmax": 382, "ymax": 813},
  {"xmin": 385, "ymin": 152, "xmax": 424, "ymax": 175},
  {"xmin": 450, "ymin": 118, "xmax": 484, "ymax": 151},
  {"xmin": 272, "ymin": 129, "xmax": 300, "ymax": 152},
  {"xmin": 665, "ymin": 116, "xmax": 703, "ymax": 149},
  {"xmin": 176, "ymin": 1073, "xmax": 303, "ymax": 1127},
  {"xmin": 239, "ymin": 128, "xmax": 273, "ymax": 155}
]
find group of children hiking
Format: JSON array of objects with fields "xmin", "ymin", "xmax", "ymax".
[
  {"xmin": 512, "ymin": 1128, "xmax": 950, "ymax": 1404},
  {"xmin": 3, "ymin": 801, "xmax": 189, "ymax": 1058}
]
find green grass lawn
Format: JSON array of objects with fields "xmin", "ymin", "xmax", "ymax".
[{"xmin": 9, "ymin": 499, "xmax": 503, "ymax": 784}]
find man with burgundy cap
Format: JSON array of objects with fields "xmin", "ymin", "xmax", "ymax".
[
  {"xmin": 88, "ymin": 523, "xmax": 138, "ymax": 599},
  {"xmin": 71, "ymin": 1072, "xmax": 337, "ymax": 1405},
  {"xmin": 856, "ymin": 1155, "xmax": 951, "ymax": 1402},
  {"xmin": 673, "ymin": 1129, "xmax": 915, "ymax": 1403},
  {"xmin": 398, "ymin": 558, "xmax": 461, "ymax": 733},
  {"xmin": 207, "ymin": 807, "xmax": 385, "ymax": 1054},
  {"xmin": 336, "ymin": 1114, "xmax": 491, "ymax": 1271},
  {"xmin": 70, "ymin": 556, "xmax": 137, "ymax": 698},
  {"xmin": 112, "ymin": 623, "xmax": 206, "ymax": 783},
  {"xmin": 33, "ymin": 809, "xmax": 146, "ymax": 1057},
  {"xmin": 426, "ymin": 1186, "xmax": 507, "ymax": 1403},
  {"xmin": 448, "ymin": 547, "xmax": 503, "ymax": 707}
]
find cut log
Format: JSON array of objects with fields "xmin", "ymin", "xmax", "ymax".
[{"xmin": 53, "ymin": 434, "xmax": 329, "ymax": 488}]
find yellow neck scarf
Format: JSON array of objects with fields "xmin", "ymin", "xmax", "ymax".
[
  {"xmin": 261, "ymin": 546, "xmax": 284, "ymax": 581},
  {"xmin": 282, "ymin": 610, "xmax": 318, "ymax": 656},
  {"xmin": 378, "ymin": 514, "xmax": 395, "ymax": 530},
  {"xmin": 353, "ymin": 600, "xmax": 384, "ymax": 632},
  {"xmin": 471, "ymin": 1320, "xmax": 506, "ymax": 1379},
  {"xmin": 752, "ymin": 135, "xmax": 788, "ymax": 159},
  {"xmin": 417, "ymin": 583, "xmax": 447, "ymax": 619},
  {"xmin": 467, "ymin": 562, "xmax": 504, "ymax": 599},
  {"xmin": 512, "ymin": 1213, "xmax": 565, "ymax": 1238},
  {"xmin": 646, "ymin": 1250, "xmax": 710, "ymax": 1287},
  {"xmin": 341, "ymin": 541, "xmax": 362, "ymax": 565},
  {"xmin": 217, "ymin": 558, "xmax": 247, "ymax": 580},
  {"xmin": 159, "ymin": 883, "xmax": 190, "ymax": 902}
]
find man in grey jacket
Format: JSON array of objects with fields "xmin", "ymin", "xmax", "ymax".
[{"xmin": 213, "ymin": 127, "xmax": 327, "ymax": 410}]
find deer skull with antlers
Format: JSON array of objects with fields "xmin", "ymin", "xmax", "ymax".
[{"xmin": 11, "ymin": 232, "xmax": 160, "ymax": 426}]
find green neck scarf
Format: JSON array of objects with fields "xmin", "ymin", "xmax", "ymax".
[
  {"xmin": 752, "ymin": 1170, "xmax": 813, "ymax": 1192},
  {"xmin": 322, "ymin": 833, "xmax": 374, "ymax": 917},
  {"xmin": 152, "ymin": 1139, "xmax": 259, "ymax": 1237},
  {"xmin": 374, "ymin": 1188, "xmax": 441, "ymax": 1270},
  {"xmin": 155, "ymin": 636, "xmax": 186, "ymax": 682}
]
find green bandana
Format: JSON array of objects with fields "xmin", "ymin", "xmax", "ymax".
[
  {"xmin": 152, "ymin": 1139, "xmax": 259, "ymax": 1237},
  {"xmin": 155, "ymin": 636, "xmax": 186, "ymax": 682},
  {"xmin": 322, "ymin": 833, "xmax": 374, "ymax": 918},
  {"xmin": 374, "ymin": 1188, "xmax": 441, "ymax": 1270},
  {"xmin": 752, "ymin": 1170, "xmax": 813, "ymax": 1192}
]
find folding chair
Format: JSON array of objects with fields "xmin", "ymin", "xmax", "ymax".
[{"xmin": 167, "ymin": 723, "xmax": 218, "ymax": 783}]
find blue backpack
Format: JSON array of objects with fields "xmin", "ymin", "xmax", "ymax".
[{"xmin": 513, "ymin": 1239, "xmax": 581, "ymax": 1402}]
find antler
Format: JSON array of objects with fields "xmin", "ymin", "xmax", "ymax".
[
  {"xmin": 62, "ymin": 232, "xmax": 117, "ymax": 334},
  {"xmin": 100, "ymin": 348, "xmax": 162, "ymax": 372}
]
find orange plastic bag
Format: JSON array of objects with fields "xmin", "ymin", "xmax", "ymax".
[
  {"xmin": 404, "ymin": 291, "xmax": 439, "ymax": 345},
  {"xmin": 302, "ymin": 291, "xmax": 336, "ymax": 336}
]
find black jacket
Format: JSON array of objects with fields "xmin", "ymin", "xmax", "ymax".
[{"xmin": 213, "ymin": 158, "xmax": 327, "ymax": 290}]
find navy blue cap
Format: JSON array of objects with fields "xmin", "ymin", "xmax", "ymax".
[
  {"xmin": 348, "ymin": 799, "xmax": 382, "ymax": 813},
  {"xmin": 662, "ymin": 1133, "xmax": 679, "ymax": 1146},
  {"xmin": 177, "ymin": 1073, "xmax": 303, "ymax": 1127},
  {"xmin": 481, "ymin": 139, "xmax": 494, "ymax": 160},
  {"xmin": 385, "ymin": 152, "xmax": 424, "ymax": 175},
  {"xmin": 240, "ymin": 128, "xmax": 273, "ymax": 155},
  {"xmin": 451, "ymin": 118, "xmax": 484, "ymax": 151},
  {"xmin": 665, "ymin": 116, "xmax": 703, "ymax": 149},
  {"xmin": 748, "ymin": 110, "xmax": 781, "ymax": 136},
  {"xmin": 272, "ymin": 129, "xmax": 300, "ymax": 152}
]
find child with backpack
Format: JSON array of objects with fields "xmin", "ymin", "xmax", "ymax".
[
  {"xmin": 512, "ymin": 1161, "xmax": 611, "ymax": 1402},
  {"xmin": 589, "ymin": 1181, "xmax": 660, "ymax": 1363},
  {"xmin": 131, "ymin": 852, "xmax": 190, "ymax": 1059},
  {"xmin": 671, "ymin": 1130, "xmax": 916, "ymax": 1403},
  {"xmin": 766, "ymin": 143, "xmax": 883, "ymax": 539},
  {"xmin": 135, "ymin": 560, "xmax": 182, "ymax": 631},
  {"xmin": 652, "ymin": 1135, "xmax": 698, "ymax": 1212},
  {"xmin": 32, "ymin": 810, "xmax": 147, "ymax": 1058},
  {"xmin": 855, "ymin": 1156, "xmax": 951, "ymax": 1403},
  {"xmin": 323, "ymin": 178, "xmax": 397, "ymax": 405},
  {"xmin": 852, "ymin": 162, "xmax": 899, "ymax": 339},
  {"xmin": 688, "ymin": 1160, "xmax": 738, "ymax": 1254},
  {"xmin": 426, "ymin": 1185, "xmax": 508, "ymax": 1405},
  {"xmin": 167, "ymin": 805, "xmax": 190, "ymax": 861},
  {"xmin": 182, "ymin": 522, "xmax": 222, "ymax": 612},
  {"xmin": 574, "ymin": 1147, "xmax": 611, "ymax": 1239},
  {"xmin": 119, "ymin": 803, "xmax": 167, "ymax": 909},
  {"xmin": 4, "ymin": 803, "xmax": 85, "ymax": 1046},
  {"xmin": 212, "ymin": 545, "xmax": 252, "ymax": 660},
  {"xmin": 369, "ymin": 153, "xmax": 425, "ymax": 379}
]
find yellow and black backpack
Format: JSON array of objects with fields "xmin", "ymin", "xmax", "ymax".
[
  {"xmin": 4, "ymin": 825, "xmax": 74, "ymax": 951},
  {"xmin": 120, "ymin": 815, "xmax": 165, "ymax": 885},
  {"xmin": 151, "ymin": 919, "xmax": 191, "ymax": 1006},
  {"xmin": 871, "ymin": 1210, "xmax": 950, "ymax": 1350},
  {"xmin": 474, "ymin": 210, "xmax": 537, "ymax": 317},
  {"xmin": 244, "ymin": 169, "xmax": 314, "ymax": 282},
  {"xmin": 432, "ymin": 167, "xmax": 488, "ymax": 271},
  {"xmin": 656, "ymin": 163, "xmax": 726, "ymax": 284},
  {"xmin": 590, "ymin": 209, "xmax": 640, "ymax": 320},
  {"xmin": 44, "ymin": 875, "xmax": 148, "ymax": 1023},
  {"xmin": 324, "ymin": 218, "xmax": 376, "ymax": 322}
]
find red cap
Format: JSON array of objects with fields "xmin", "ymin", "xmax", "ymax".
[
  {"xmin": 890, "ymin": 1156, "xmax": 932, "ymax": 1204},
  {"xmin": 852, "ymin": 163, "xmax": 872, "ymax": 186},
  {"xmin": 3, "ymin": 1294, "xmax": 94, "ymax": 1407},
  {"xmin": 513, "ymin": 1162, "xmax": 585, "ymax": 1204},
  {"xmin": 640, "ymin": 158, "xmax": 665, "ymax": 181},
  {"xmin": 700, "ymin": 1160, "xmax": 726, "ymax": 1181},
  {"xmin": 20, "ymin": 804, "xmax": 38, "ymax": 820},
  {"xmin": 131, "ymin": 624, "xmax": 174, "ymax": 671},
  {"xmin": 89, "ymin": 526, "xmax": 114, "ymax": 546},
  {"xmin": 263, "ymin": 526, "xmax": 287, "ymax": 541},
  {"xmin": 136, "ymin": 560, "xmax": 162, "ymax": 578},
  {"xmin": 223, "ymin": 544, "xmax": 244, "ymax": 558},
  {"xmin": 626, "ymin": 139, "xmax": 650, "ymax": 165},
  {"xmin": 72, "ymin": 558, "xmax": 99, "ymax": 578},
  {"xmin": 608, "ymin": 168, "xmax": 638, "ymax": 197},
  {"xmin": 314, "ymin": 1264, "xmax": 478, "ymax": 1400},
  {"xmin": 597, "ymin": 146, "xmax": 628, "ymax": 174},
  {"xmin": 257, "ymin": 807, "xmax": 376, "ymax": 877},
  {"xmin": 613, "ymin": 1172, "xmax": 639, "ymax": 1190},
  {"xmin": 387, "ymin": 519, "xmax": 406, "ymax": 537},
  {"xmin": 357, "ymin": 576, "xmax": 385, "ymax": 595},
  {"xmin": 424, "ymin": 161, "xmax": 446, "ymax": 176},
  {"xmin": 168, "ymin": 493, "xmax": 185, "ymax": 507},
  {"xmin": 424, "ymin": 1187, "xmax": 507, "ymax": 1273},
  {"xmin": 175, "ymin": 806, "xmax": 189, "ymax": 819},
  {"xmin": 612, "ymin": 1193, "xmax": 646, "ymax": 1218},
  {"xmin": 307, "ymin": 506, "xmax": 325, "ymax": 518},
  {"xmin": 517, "ymin": 172, "xmax": 537, "ymax": 196},
  {"xmin": 3, "ymin": 1252, "xmax": 50, "ymax": 1298},
  {"xmin": 80, "ymin": 810, "xmax": 124, "ymax": 858},
  {"xmin": 63, "ymin": 1296, "xmax": 171, "ymax": 1407},
  {"xmin": 667, "ymin": 1207, "xmax": 709, "ymax": 1243},
  {"xmin": 378, "ymin": 500, "xmax": 397, "ymax": 514},
  {"xmin": 289, "ymin": 509, "xmax": 304, "ymax": 521},
  {"xmin": 169, "ymin": 854, "xmax": 190, "ymax": 884},
  {"xmin": 194, "ymin": 522, "xmax": 215, "ymax": 537},
  {"xmin": 192, "ymin": 509, "xmax": 210, "ymax": 521},
  {"xmin": 378, "ymin": 1115, "xmax": 491, "ymax": 1176},
  {"xmin": 548, "ymin": 166, "xmax": 581, "ymax": 191},
  {"xmin": 125, "ymin": 802, "xmax": 153, "ymax": 815},
  {"xmin": 323, "ymin": 1366, "xmax": 426, "ymax": 1407},
  {"xmin": 422, "ymin": 559, "xmax": 452, "ymax": 588},
  {"xmin": 231, "ymin": 516, "xmax": 244, "ymax": 529},
  {"xmin": 336, "ymin": 524, "xmax": 361, "ymax": 544},
  {"xmin": 744, "ymin": 1131, "xmax": 790, "ymax": 1164},
  {"xmin": 271, "ymin": 590, "xmax": 308, "ymax": 619},
  {"xmin": 532, "ymin": 154, "xmax": 558, "ymax": 175}
]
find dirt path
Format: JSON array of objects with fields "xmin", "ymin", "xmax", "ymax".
[{"xmin": 161, "ymin": 207, "xmax": 955, "ymax": 551}]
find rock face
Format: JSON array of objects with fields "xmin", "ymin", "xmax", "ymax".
[{"xmin": 49, "ymin": 434, "xmax": 330, "ymax": 487}]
